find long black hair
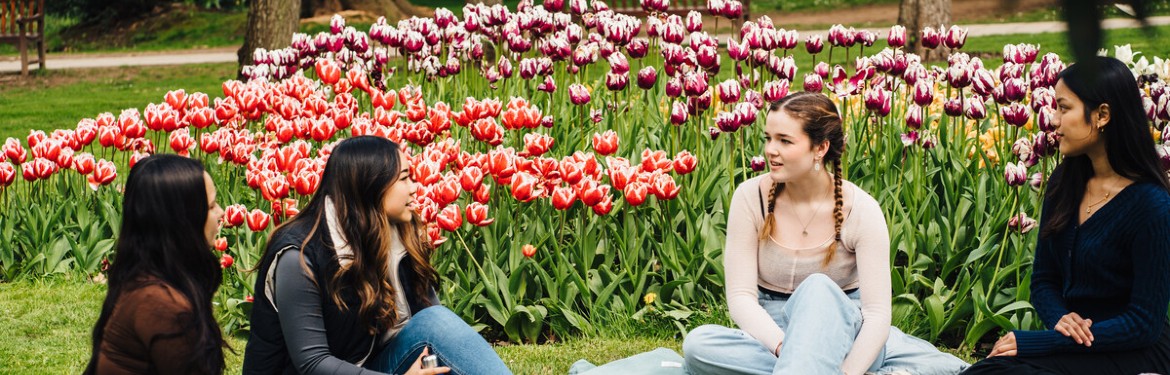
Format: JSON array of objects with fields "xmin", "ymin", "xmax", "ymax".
[
  {"xmin": 85, "ymin": 154, "xmax": 226, "ymax": 374},
  {"xmin": 1042, "ymin": 56, "xmax": 1170, "ymax": 237},
  {"xmin": 265, "ymin": 136, "xmax": 436, "ymax": 335}
]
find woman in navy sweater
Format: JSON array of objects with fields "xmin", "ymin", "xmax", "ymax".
[{"xmin": 963, "ymin": 56, "xmax": 1170, "ymax": 373}]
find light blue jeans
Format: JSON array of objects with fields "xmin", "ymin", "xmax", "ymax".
[
  {"xmin": 364, "ymin": 306, "xmax": 512, "ymax": 375},
  {"xmin": 683, "ymin": 274, "xmax": 969, "ymax": 375}
]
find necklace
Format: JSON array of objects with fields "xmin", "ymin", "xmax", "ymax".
[
  {"xmin": 786, "ymin": 190, "xmax": 831, "ymax": 237},
  {"xmin": 1085, "ymin": 176, "xmax": 1121, "ymax": 214}
]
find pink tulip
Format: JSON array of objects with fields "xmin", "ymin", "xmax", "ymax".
[
  {"xmin": 969, "ymin": 70, "xmax": 995, "ymax": 98},
  {"xmin": 763, "ymin": 80, "xmax": 790, "ymax": 102},
  {"xmin": 715, "ymin": 111, "xmax": 739, "ymax": 133},
  {"xmin": 727, "ymin": 39, "xmax": 749, "ymax": 61},
  {"xmin": 1033, "ymin": 131, "xmax": 1058, "ymax": 157},
  {"xmin": 864, "ymin": 87, "xmax": 892, "ymax": 117},
  {"xmin": 685, "ymin": 11, "xmax": 703, "ymax": 32},
  {"xmin": 913, "ymin": 80, "xmax": 934, "ymax": 106},
  {"xmin": 723, "ymin": 0, "xmax": 743, "ymax": 19},
  {"xmin": 735, "ymin": 102, "xmax": 758, "ymax": 127},
  {"xmin": 543, "ymin": 0, "xmax": 564, "ymax": 11},
  {"xmin": 717, "ymin": 79, "xmax": 742, "ymax": 104},
  {"xmin": 671, "ymin": 101, "xmax": 689, "ymax": 125},
  {"xmin": 606, "ymin": 72, "xmax": 629, "ymax": 91},
  {"xmin": 569, "ymin": 84, "xmax": 591, "ymax": 105},
  {"xmin": 947, "ymin": 63, "xmax": 972, "ymax": 89},
  {"xmin": 662, "ymin": 23, "xmax": 686, "ymax": 44},
  {"xmin": 696, "ymin": 45, "xmax": 720, "ymax": 70},
  {"xmin": 1004, "ymin": 162, "xmax": 1027, "ymax": 186},
  {"xmin": 901, "ymin": 131, "xmax": 920, "ymax": 147},
  {"xmin": 888, "ymin": 25, "xmax": 907, "ymax": 48},
  {"xmin": 965, "ymin": 96, "xmax": 987, "ymax": 120},
  {"xmin": 906, "ymin": 104, "xmax": 924, "ymax": 129},
  {"xmin": 803, "ymin": 73, "xmax": 823, "ymax": 92},
  {"xmin": 944, "ymin": 25, "xmax": 967, "ymax": 49},
  {"xmin": 921, "ymin": 26, "xmax": 942, "ymax": 49},
  {"xmin": 856, "ymin": 30, "xmax": 876, "ymax": 47},
  {"xmin": 1003, "ymin": 78, "xmax": 1028, "ymax": 103},
  {"xmin": 1000, "ymin": 102, "xmax": 1031, "ymax": 127},
  {"xmin": 1008, "ymin": 212, "xmax": 1037, "ymax": 233},
  {"xmin": 636, "ymin": 66, "xmax": 658, "ymax": 90},
  {"xmin": 805, "ymin": 34, "xmax": 824, "ymax": 54},
  {"xmin": 665, "ymin": 76, "xmax": 683, "ymax": 97},
  {"xmin": 749, "ymin": 156, "xmax": 766, "ymax": 171},
  {"xmin": 683, "ymin": 71, "xmax": 709, "ymax": 97}
]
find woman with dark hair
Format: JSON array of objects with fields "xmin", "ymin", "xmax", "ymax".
[
  {"xmin": 243, "ymin": 136, "xmax": 510, "ymax": 375},
  {"xmin": 963, "ymin": 56, "xmax": 1170, "ymax": 374},
  {"xmin": 682, "ymin": 92, "xmax": 967, "ymax": 375},
  {"xmin": 85, "ymin": 154, "xmax": 227, "ymax": 375}
]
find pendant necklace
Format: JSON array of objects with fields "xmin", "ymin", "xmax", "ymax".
[
  {"xmin": 1085, "ymin": 176, "xmax": 1120, "ymax": 214},
  {"xmin": 788, "ymin": 190, "xmax": 831, "ymax": 237}
]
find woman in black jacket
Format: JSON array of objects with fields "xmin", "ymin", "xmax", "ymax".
[{"xmin": 244, "ymin": 136, "xmax": 511, "ymax": 375}]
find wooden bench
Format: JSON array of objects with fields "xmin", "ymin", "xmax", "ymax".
[
  {"xmin": 609, "ymin": 0, "xmax": 751, "ymax": 23},
  {"xmin": 1, "ymin": 0, "xmax": 45, "ymax": 75}
]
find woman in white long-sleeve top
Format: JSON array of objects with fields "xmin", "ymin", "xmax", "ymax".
[{"xmin": 682, "ymin": 92, "xmax": 968, "ymax": 375}]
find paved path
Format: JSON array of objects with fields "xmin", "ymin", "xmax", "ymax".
[{"xmin": 3, "ymin": 16, "xmax": 1169, "ymax": 74}]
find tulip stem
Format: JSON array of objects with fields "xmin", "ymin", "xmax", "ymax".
[
  {"xmin": 989, "ymin": 187, "xmax": 1019, "ymax": 289},
  {"xmin": 738, "ymin": 128, "xmax": 747, "ymax": 183},
  {"xmin": 454, "ymin": 230, "xmax": 490, "ymax": 289}
]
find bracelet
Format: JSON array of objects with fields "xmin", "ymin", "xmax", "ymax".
[{"xmin": 773, "ymin": 341, "xmax": 783, "ymax": 356}]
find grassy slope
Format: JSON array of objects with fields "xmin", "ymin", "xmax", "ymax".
[{"xmin": 0, "ymin": 279, "xmax": 687, "ymax": 374}]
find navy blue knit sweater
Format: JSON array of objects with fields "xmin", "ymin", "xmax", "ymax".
[{"xmin": 1015, "ymin": 182, "xmax": 1170, "ymax": 356}]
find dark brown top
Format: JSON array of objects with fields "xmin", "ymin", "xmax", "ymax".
[{"xmin": 93, "ymin": 277, "xmax": 207, "ymax": 375}]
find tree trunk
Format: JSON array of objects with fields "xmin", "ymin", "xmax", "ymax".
[
  {"xmin": 898, "ymin": 0, "xmax": 951, "ymax": 62},
  {"xmin": 302, "ymin": 0, "xmax": 430, "ymax": 19},
  {"xmin": 238, "ymin": 0, "xmax": 300, "ymax": 79}
]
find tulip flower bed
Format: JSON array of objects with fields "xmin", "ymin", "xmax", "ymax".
[{"xmin": 3, "ymin": 0, "xmax": 1170, "ymax": 350}]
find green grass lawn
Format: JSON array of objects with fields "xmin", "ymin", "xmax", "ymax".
[
  {"xmin": 0, "ymin": 63, "xmax": 238, "ymax": 141},
  {"xmin": 0, "ymin": 279, "xmax": 685, "ymax": 374},
  {"xmin": 0, "ymin": 278, "xmax": 978, "ymax": 374}
]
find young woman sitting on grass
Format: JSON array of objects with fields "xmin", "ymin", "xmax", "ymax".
[
  {"xmin": 682, "ymin": 92, "xmax": 969, "ymax": 375},
  {"xmin": 243, "ymin": 136, "xmax": 511, "ymax": 375},
  {"xmin": 962, "ymin": 56, "xmax": 1170, "ymax": 374},
  {"xmin": 85, "ymin": 154, "xmax": 228, "ymax": 375}
]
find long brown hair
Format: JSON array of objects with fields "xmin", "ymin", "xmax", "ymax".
[
  {"xmin": 86, "ymin": 155, "xmax": 226, "ymax": 375},
  {"xmin": 267, "ymin": 136, "xmax": 437, "ymax": 334},
  {"xmin": 758, "ymin": 92, "xmax": 846, "ymax": 267}
]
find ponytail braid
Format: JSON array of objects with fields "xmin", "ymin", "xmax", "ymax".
[
  {"xmin": 758, "ymin": 182, "xmax": 784, "ymax": 241},
  {"xmin": 823, "ymin": 161, "xmax": 844, "ymax": 267}
]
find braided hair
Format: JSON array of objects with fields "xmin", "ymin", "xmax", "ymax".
[{"xmin": 757, "ymin": 92, "xmax": 846, "ymax": 267}]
